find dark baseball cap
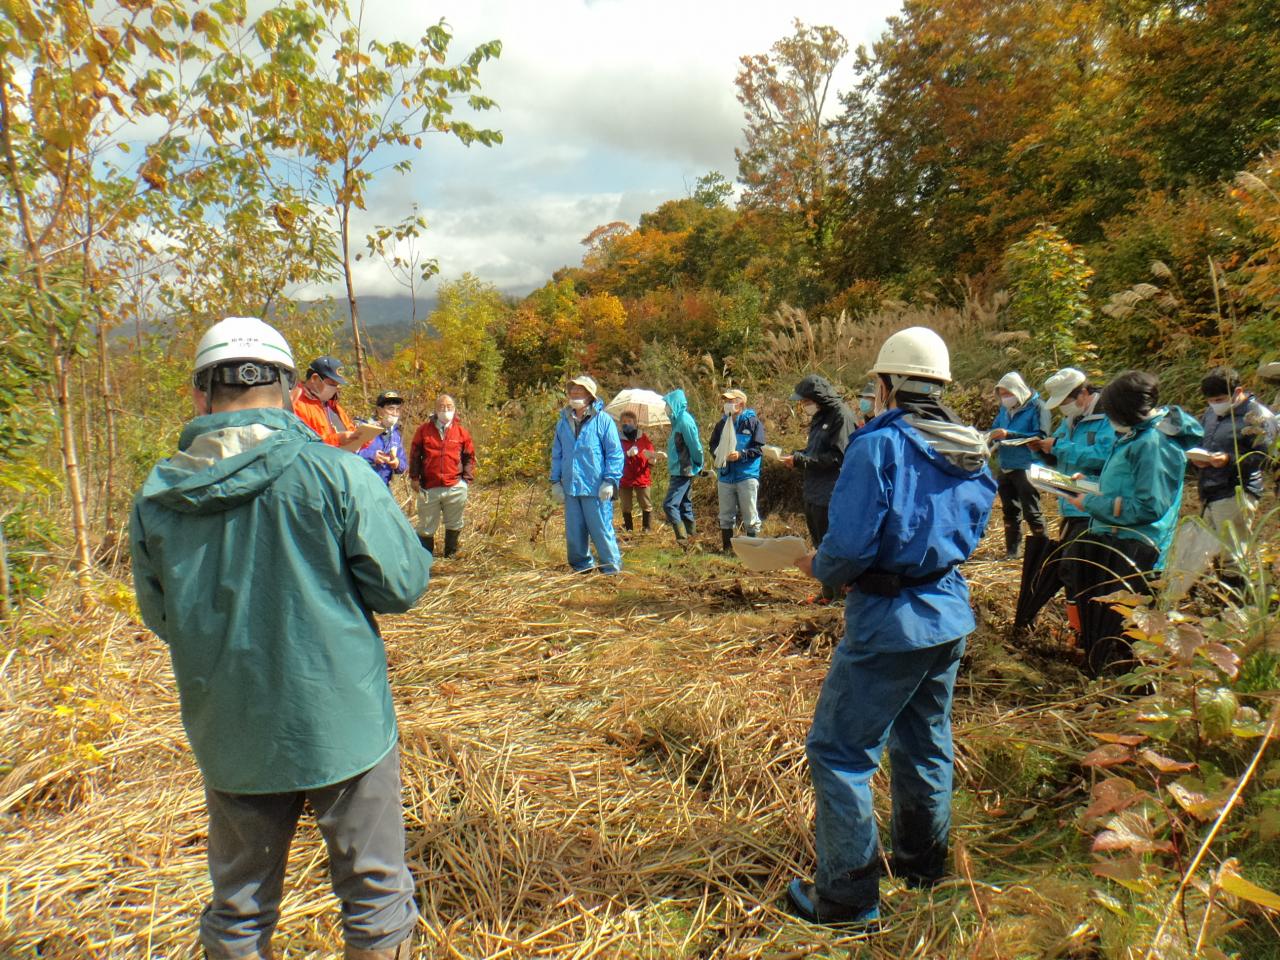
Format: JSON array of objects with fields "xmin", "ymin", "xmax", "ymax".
[
  {"xmin": 376, "ymin": 390, "xmax": 404, "ymax": 407},
  {"xmin": 307, "ymin": 356, "xmax": 346, "ymax": 385}
]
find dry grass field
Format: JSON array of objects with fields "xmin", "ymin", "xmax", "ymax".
[{"xmin": 1, "ymin": 485, "xmax": 1275, "ymax": 959}]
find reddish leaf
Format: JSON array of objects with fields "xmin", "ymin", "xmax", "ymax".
[
  {"xmin": 1198, "ymin": 642, "xmax": 1240, "ymax": 679},
  {"xmin": 1082, "ymin": 743, "xmax": 1134, "ymax": 768},
  {"xmin": 1138, "ymin": 749, "xmax": 1196, "ymax": 774},
  {"xmin": 1092, "ymin": 811, "xmax": 1175, "ymax": 854},
  {"xmin": 1092, "ymin": 856, "xmax": 1146, "ymax": 891},
  {"xmin": 1092, "ymin": 732, "xmax": 1148, "ymax": 746},
  {"xmin": 1167, "ymin": 778, "xmax": 1233, "ymax": 821},
  {"xmin": 1167, "ymin": 623, "xmax": 1203, "ymax": 664},
  {"xmin": 1082, "ymin": 777, "xmax": 1143, "ymax": 821}
]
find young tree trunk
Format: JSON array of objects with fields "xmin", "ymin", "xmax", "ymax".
[
  {"xmin": 0, "ymin": 522, "xmax": 11, "ymax": 618},
  {"xmin": 338, "ymin": 200, "xmax": 371, "ymax": 400},
  {"xmin": 97, "ymin": 319, "xmax": 117, "ymax": 526}
]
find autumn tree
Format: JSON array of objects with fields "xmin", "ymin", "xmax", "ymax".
[{"xmin": 420, "ymin": 273, "xmax": 507, "ymax": 407}]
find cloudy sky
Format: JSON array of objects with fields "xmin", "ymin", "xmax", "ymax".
[{"xmin": 314, "ymin": 0, "xmax": 902, "ymax": 302}]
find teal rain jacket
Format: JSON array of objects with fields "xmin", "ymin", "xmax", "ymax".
[
  {"xmin": 813, "ymin": 409, "xmax": 997, "ymax": 651},
  {"xmin": 1081, "ymin": 407, "xmax": 1203, "ymax": 568},
  {"xmin": 664, "ymin": 389, "xmax": 705, "ymax": 477},
  {"xmin": 991, "ymin": 393, "xmax": 1051, "ymax": 470},
  {"xmin": 129, "ymin": 408, "xmax": 431, "ymax": 794},
  {"xmin": 549, "ymin": 399, "xmax": 624, "ymax": 496},
  {"xmin": 1047, "ymin": 406, "xmax": 1116, "ymax": 518}
]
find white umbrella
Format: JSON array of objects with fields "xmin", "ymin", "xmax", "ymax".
[{"xmin": 605, "ymin": 388, "xmax": 669, "ymax": 426}]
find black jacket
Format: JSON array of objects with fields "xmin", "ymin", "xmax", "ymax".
[
  {"xmin": 1198, "ymin": 395, "xmax": 1272, "ymax": 503},
  {"xmin": 791, "ymin": 374, "xmax": 857, "ymax": 506}
]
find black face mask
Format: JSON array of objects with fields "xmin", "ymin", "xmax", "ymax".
[{"xmin": 622, "ymin": 424, "xmax": 638, "ymax": 440}]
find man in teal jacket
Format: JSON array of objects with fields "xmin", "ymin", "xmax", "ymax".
[
  {"xmin": 130, "ymin": 317, "xmax": 430, "ymax": 960},
  {"xmin": 662, "ymin": 388, "xmax": 705, "ymax": 546}
]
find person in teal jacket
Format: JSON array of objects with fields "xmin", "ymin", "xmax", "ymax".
[
  {"xmin": 662, "ymin": 388, "xmax": 705, "ymax": 546},
  {"xmin": 549, "ymin": 374, "xmax": 625, "ymax": 573},
  {"xmin": 989, "ymin": 371, "xmax": 1052, "ymax": 558},
  {"xmin": 1063, "ymin": 370, "xmax": 1202, "ymax": 676},
  {"xmin": 130, "ymin": 317, "xmax": 429, "ymax": 960}
]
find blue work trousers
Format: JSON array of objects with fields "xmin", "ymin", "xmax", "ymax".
[
  {"xmin": 564, "ymin": 494, "xmax": 622, "ymax": 574},
  {"xmin": 662, "ymin": 475, "xmax": 695, "ymax": 528},
  {"xmin": 805, "ymin": 635, "xmax": 965, "ymax": 912}
]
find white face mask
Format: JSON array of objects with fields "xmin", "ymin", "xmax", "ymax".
[
  {"xmin": 723, "ymin": 402, "xmax": 738, "ymax": 416},
  {"xmin": 1209, "ymin": 400, "xmax": 1232, "ymax": 417},
  {"xmin": 381, "ymin": 413, "xmax": 400, "ymax": 428},
  {"xmin": 999, "ymin": 395, "xmax": 1018, "ymax": 410},
  {"xmin": 312, "ymin": 380, "xmax": 337, "ymax": 403},
  {"xmin": 569, "ymin": 398, "xmax": 587, "ymax": 411},
  {"xmin": 437, "ymin": 409, "xmax": 454, "ymax": 425},
  {"xmin": 801, "ymin": 401, "xmax": 819, "ymax": 416}
]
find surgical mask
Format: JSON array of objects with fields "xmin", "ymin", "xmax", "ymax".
[
  {"xmin": 1209, "ymin": 400, "xmax": 1232, "ymax": 417},
  {"xmin": 723, "ymin": 402, "xmax": 738, "ymax": 416},
  {"xmin": 801, "ymin": 401, "xmax": 819, "ymax": 416},
  {"xmin": 569, "ymin": 398, "xmax": 587, "ymax": 411},
  {"xmin": 622, "ymin": 424, "xmax": 638, "ymax": 439},
  {"xmin": 381, "ymin": 414, "xmax": 399, "ymax": 429},
  {"xmin": 312, "ymin": 381, "xmax": 337, "ymax": 403},
  {"xmin": 1000, "ymin": 395, "xmax": 1018, "ymax": 410},
  {"xmin": 858, "ymin": 398, "xmax": 873, "ymax": 415},
  {"xmin": 1109, "ymin": 418, "xmax": 1132, "ymax": 435},
  {"xmin": 437, "ymin": 409, "xmax": 454, "ymax": 425}
]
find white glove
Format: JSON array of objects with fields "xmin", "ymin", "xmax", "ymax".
[
  {"xmin": 627, "ymin": 446, "xmax": 639, "ymax": 457},
  {"xmin": 598, "ymin": 483, "xmax": 615, "ymax": 502},
  {"xmin": 551, "ymin": 482, "xmax": 565, "ymax": 503}
]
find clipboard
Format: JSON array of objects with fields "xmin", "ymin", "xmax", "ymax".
[
  {"xmin": 1027, "ymin": 463, "xmax": 1100, "ymax": 497},
  {"xmin": 340, "ymin": 421, "xmax": 385, "ymax": 452}
]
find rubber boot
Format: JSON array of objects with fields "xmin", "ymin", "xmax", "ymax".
[
  {"xmin": 672, "ymin": 520, "xmax": 688, "ymax": 545},
  {"xmin": 1003, "ymin": 525, "xmax": 1020, "ymax": 561},
  {"xmin": 623, "ymin": 512, "xmax": 634, "ymax": 532},
  {"xmin": 205, "ymin": 950, "xmax": 271, "ymax": 960},
  {"xmin": 686, "ymin": 518, "xmax": 697, "ymax": 536},
  {"xmin": 344, "ymin": 934, "xmax": 413, "ymax": 959},
  {"xmin": 419, "ymin": 534, "xmax": 434, "ymax": 556},
  {"xmin": 443, "ymin": 528, "xmax": 460, "ymax": 558},
  {"xmin": 642, "ymin": 511, "xmax": 652, "ymax": 532},
  {"xmin": 720, "ymin": 528, "xmax": 734, "ymax": 554}
]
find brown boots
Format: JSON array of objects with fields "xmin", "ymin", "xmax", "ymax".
[{"xmin": 344, "ymin": 935, "xmax": 413, "ymax": 959}]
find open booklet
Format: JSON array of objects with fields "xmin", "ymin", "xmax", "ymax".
[
  {"xmin": 1027, "ymin": 463, "xmax": 1101, "ymax": 497},
  {"xmin": 730, "ymin": 535, "xmax": 809, "ymax": 572},
  {"xmin": 339, "ymin": 421, "xmax": 385, "ymax": 453}
]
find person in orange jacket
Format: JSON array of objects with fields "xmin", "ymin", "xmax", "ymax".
[{"xmin": 291, "ymin": 356, "xmax": 358, "ymax": 447}]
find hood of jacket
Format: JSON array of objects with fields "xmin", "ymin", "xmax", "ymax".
[
  {"xmin": 997, "ymin": 371, "xmax": 1033, "ymax": 407},
  {"xmin": 873, "ymin": 409, "xmax": 990, "ymax": 475},
  {"xmin": 664, "ymin": 389, "xmax": 688, "ymax": 419},
  {"xmin": 1139, "ymin": 405, "xmax": 1205, "ymax": 449},
  {"xmin": 140, "ymin": 408, "xmax": 315, "ymax": 515},
  {"xmin": 792, "ymin": 374, "xmax": 844, "ymax": 408}
]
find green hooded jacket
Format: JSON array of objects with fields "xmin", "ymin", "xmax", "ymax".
[{"xmin": 129, "ymin": 407, "xmax": 430, "ymax": 793}]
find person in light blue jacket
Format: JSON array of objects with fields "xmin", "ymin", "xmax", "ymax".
[
  {"xmin": 662, "ymin": 388, "xmax": 704, "ymax": 547},
  {"xmin": 989, "ymin": 371, "xmax": 1052, "ymax": 559},
  {"xmin": 550, "ymin": 374, "xmax": 624, "ymax": 574},
  {"xmin": 1062, "ymin": 370, "xmax": 1202, "ymax": 675},
  {"xmin": 787, "ymin": 327, "xmax": 996, "ymax": 928}
]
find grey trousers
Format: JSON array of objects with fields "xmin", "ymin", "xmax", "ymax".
[
  {"xmin": 200, "ymin": 745, "xmax": 416, "ymax": 958},
  {"xmin": 717, "ymin": 478, "xmax": 761, "ymax": 535}
]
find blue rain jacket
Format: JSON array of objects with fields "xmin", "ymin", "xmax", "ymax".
[
  {"xmin": 130, "ymin": 407, "xmax": 430, "ymax": 794},
  {"xmin": 1047, "ymin": 410, "xmax": 1115, "ymax": 518},
  {"xmin": 813, "ymin": 409, "xmax": 997, "ymax": 651},
  {"xmin": 709, "ymin": 408, "xmax": 765, "ymax": 483},
  {"xmin": 1082, "ymin": 407, "xmax": 1203, "ymax": 568},
  {"xmin": 664, "ymin": 389, "xmax": 705, "ymax": 477},
  {"xmin": 550, "ymin": 400, "xmax": 624, "ymax": 496},
  {"xmin": 1198, "ymin": 395, "xmax": 1271, "ymax": 504},
  {"xmin": 357, "ymin": 425, "xmax": 407, "ymax": 485},
  {"xmin": 991, "ymin": 394, "xmax": 1051, "ymax": 470}
]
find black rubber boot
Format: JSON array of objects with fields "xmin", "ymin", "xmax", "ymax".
[
  {"xmin": 623, "ymin": 513, "xmax": 634, "ymax": 532},
  {"xmin": 443, "ymin": 528, "xmax": 460, "ymax": 558},
  {"xmin": 1003, "ymin": 525, "xmax": 1020, "ymax": 560},
  {"xmin": 419, "ymin": 534, "xmax": 435, "ymax": 555},
  {"xmin": 721, "ymin": 528, "xmax": 734, "ymax": 553},
  {"xmin": 642, "ymin": 511, "xmax": 652, "ymax": 532}
]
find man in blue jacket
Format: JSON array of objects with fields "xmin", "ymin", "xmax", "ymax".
[
  {"xmin": 709, "ymin": 387, "xmax": 766, "ymax": 552},
  {"xmin": 550, "ymin": 374, "xmax": 625, "ymax": 574},
  {"xmin": 130, "ymin": 317, "xmax": 430, "ymax": 960},
  {"xmin": 788, "ymin": 326, "xmax": 996, "ymax": 927},
  {"xmin": 662, "ymin": 388, "xmax": 705, "ymax": 547},
  {"xmin": 358, "ymin": 390, "xmax": 408, "ymax": 486}
]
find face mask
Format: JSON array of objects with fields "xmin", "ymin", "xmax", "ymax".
[
  {"xmin": 1000, "ymin": 395, "xmax": 1018, "ymax": 410},
  {"xmin": 723, "ymin": 402, "xmax": 738, "ymax": 416},
  {"xmin": 569, "ymin": 398, "xmax": 587, "ymax": 411},
  {"xmin": 381, "ymin": 414, "xmax": 399, "ymax": 428},
  {"xmin": 437, "ymin": 409, "xmax": 454, "ymax": 425},
  {"xmin": 312, "ymin": 381, "xmax": 337, "ymax": 403},
  {"xmin": 1109, "ymin": 418, "xmax": 1132, "ymax": 435},
  {"xmin": 859, "ymin": 398, "xmax": 873, "ymax": 415},
  {"xmin": 801, "ymin": 401, "xmax": 819, "ymax": 417},
  {"xmin": 622, "ymin": 424, "xmax": 638, "ymax": 439},
  {"xmin": 1209, "ymin": 400, "xmax": 1232, "ymax": 417}
]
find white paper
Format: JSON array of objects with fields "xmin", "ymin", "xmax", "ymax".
[
  {"xmin": 1027, "ymin": 463, "xmax": 1101, "ymax": 496},
  {"xmin": 730, "ymin": 535, "xmax": 809, "ymax": 572},
  {"xmin": 762, "ymin": 444, "xmax": 785, "ymax": 461}
]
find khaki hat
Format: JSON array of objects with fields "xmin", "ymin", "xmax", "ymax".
[
  {"xmin": 720, "ymin": 388, "xmax": 747, "ymax": 402},
  {"xmin": 568, "ymin": 374, "xmax": 599, "ymax": 398}
]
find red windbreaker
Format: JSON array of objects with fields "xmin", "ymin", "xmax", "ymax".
[
  {"xmin": 290, "ymin": 386, "xmax": 354, "ymax": 446},
  {"xmin": 409, "ymin": 417, "xmax": 477, "ymax": 489},
  {"xmin": 620, "ymin": 432, "xmax": 654, "ymax": 488}
]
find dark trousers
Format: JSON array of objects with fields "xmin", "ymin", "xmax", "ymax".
[
  {"xmin": 997, "ymin": 469, "xmax": 1045, "ymax": 542},
  {"xmin": 804, "ymin": 501, "xmax": 835, "ymax": 600},
  {"xmin": 1074, "ymin": 533, "xmax": 1159, "ymax": 678}
]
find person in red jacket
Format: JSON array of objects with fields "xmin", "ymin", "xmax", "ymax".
[
  {"xmin": 617, "ymin": 410, "xmax": 656, "ymax": 533},
  {"xmin": 291, "ymin": 356, "xmax": 358, "ymax": 447},
  {"xmin": 408, "ymin": 394, "xmax": 477, "ymax": 557}
]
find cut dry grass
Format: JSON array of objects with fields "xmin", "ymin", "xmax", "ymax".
[{"xmin": 0, "ymin": 487, "xmax": 1271, "ymax": 958}]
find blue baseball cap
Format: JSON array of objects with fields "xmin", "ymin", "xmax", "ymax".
[{"xmin": 307, "ymin": 356, "xmax": 347, "ymax": 385}]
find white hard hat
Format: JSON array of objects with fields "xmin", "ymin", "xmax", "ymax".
[
  {"xmin": 869, "ymin": 326, "xmax": 951, "ymax": 383},
  {"xmin": 194, "ymin": 316, "xmax": 295, "ymax": 374},
  {"xmin": 1043, "ymin": 367, "xmax": 1086, "ymax": 410},
  {"xmin": 568, "ymin": 374, "xmax": 599, "ymax": 398}
]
